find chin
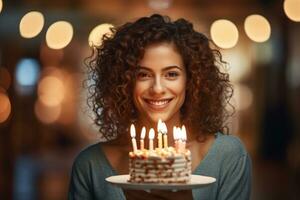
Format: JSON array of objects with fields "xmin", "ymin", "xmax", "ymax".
[{"xmin": 147, "ymin": 113, "xmax": 170, "ymax": 124}]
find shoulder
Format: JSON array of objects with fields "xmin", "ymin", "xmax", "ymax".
[
  {"xmin": 72, "ymin": 142, "xmax": 103, "ymax": 167},
  {"xmin": 214, "ymin": 133, "xmax": 248, "ymax": 159}
]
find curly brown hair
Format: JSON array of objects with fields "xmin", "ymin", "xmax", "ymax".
[{"xmin": 87, "ymin": 14, "xmax": 233, "ymax": 141}]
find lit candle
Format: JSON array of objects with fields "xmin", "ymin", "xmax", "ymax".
[
  {"xmin": 173, "ymin": 126, "xmax": 179, "ymax": 152},
  {"xmin": 162, "ymin": 122, "xmax": 168, "ymax": 148},
  {"xmin": 157, "ymin": 119, "xmax": 163, "ymax": 149},
  {"xmin": 181, "ymin": 125, "xmax": 187, "ymax": 151},
  {"xmin": 130, "ymin": 124, "xmax": 138, "ymax": 153},
  {"xmin": 140, "ymin": 126, "xmax": 146, "ymax": 150},
  {"xmin": 149, "ymin": 128, "xmax": 155, "ymax": 151},
  {"xmin": 177, "ymin": 127, "xmax": 183, "ymax": 152}
]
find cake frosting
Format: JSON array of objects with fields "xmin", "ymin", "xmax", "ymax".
[{"xmin": 128, "ymin": 147, "xmax": 191, "ymax": 183}]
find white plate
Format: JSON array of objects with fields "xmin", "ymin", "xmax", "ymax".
[{"xmin": 106, "ymin": 175, "xmax": 216, "ymax": 191}]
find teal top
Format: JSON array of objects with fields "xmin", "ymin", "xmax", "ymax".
[{"xmin": 68, "ymin": 133, "xmax": 252, "ymax": 200}]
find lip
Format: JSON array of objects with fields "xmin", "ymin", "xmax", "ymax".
[{"xmin": 143, "ymin": 98, "xmax": 173, "ymax": 111}]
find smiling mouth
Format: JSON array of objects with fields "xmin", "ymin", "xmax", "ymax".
[{"xmin": 144, "ymin": 98, "xmax": 172, "ymax": 109}]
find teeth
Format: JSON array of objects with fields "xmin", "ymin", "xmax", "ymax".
[{"xmin": 148, "ymin": 100, "xmax": 169, "ymax": 106}]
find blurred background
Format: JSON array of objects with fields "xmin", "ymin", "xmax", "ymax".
[{"xmin": 0, "ymin": 0, "xmax": 300, "ymax": 199}]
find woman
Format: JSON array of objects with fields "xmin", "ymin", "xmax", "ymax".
[{"xmin": 68, "ymin": 14, "xmax": 252, "ymax": 200}]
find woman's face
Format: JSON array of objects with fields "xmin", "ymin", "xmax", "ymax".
[{"xmin": 133, "ymin": 42, "xmax": 187, "ymax": 126}]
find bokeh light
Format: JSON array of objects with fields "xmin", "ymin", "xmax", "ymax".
[
  {"xmin": 210, "ymin": 19, "xmax": 239, "ymax": 49},
  {"xmin": 0, "ymin": 0, "xmax": 3, "ymax": 14},
  {"xmin": 34, "ymin": 100, "xmax": 61, "ymax": 124},
  {"xmin": 234, "ymin": 84, "xmax": 253, "ymax": 111},
  {"xmin": 0, "ymin": 91, "xmax": 11, "ymax": 123},
  {"xmin": 16, "ymin": 58, "xmax": 40, "ymax": 86},
  {"xmin": 0, "ymin": 67, "xmax": 11, "ymax": 91},
  {"xmin": 19, "ymin": 11, "xmax": 45, "ymax": 38},
  {"xmin": 221, "ymin": 48, "xmax": 251, "ymax": 82},
  {"xmin": 57, "ymin": 72, "xmax": 78, "ymax": 125},
  {"xmin": 244, "ymin": 14, "xmax": 271, "ymax": 43},
  {"xmin": 148, "ymin": 0, "xmax": 172, "ymax": 10},
  {"xmin": 46, "ymin": 21, "xmax": 73, "ymax": 49},
  {"xmin": 88, "ymin": 23, "xmax": 114, "ymax": 47},
  {"xmin": 38, "ymin": 75, "xmax": 65, "ymax": 107},
  {"xmin": 284, "ymin": 0, "xmax": 300, "ymax": 22}
]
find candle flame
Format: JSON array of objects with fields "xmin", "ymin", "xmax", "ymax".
[
  {"xmin": 130, "ymin": 124, "xmax": 136, "ymax": 138},
  {"xmin": 140, "ymin": 126, "xmax": 146, "ymax": 139},
  {"xmin": 162, "ymin": 122, "xmax": 167, "ymax": 134},
  {"xmin": 176, "ymin": 127, "xmax": 182, "ymax": 140},
  {"xmin": 182, "ymin": 125, "xmax": 187, "ymax": 141},
  {"xmin": 149, "ymin": 128, "xmax": 155, "ymax": 139},
  {"xmin": 173, "ymin": 126, "xmax": 179, "ymax": 140},
  {"xmin": 157, "ymin": 118, "xmax": 163, "ymax": 132}
]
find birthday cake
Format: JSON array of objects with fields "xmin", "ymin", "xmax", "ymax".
[
  {"xmin": 128, "ymin": 147, "xmax": 191, "ymax": 183},
  {"xmin": 128, "ymin": 122, "xmax": 191, "ymax": 184}
]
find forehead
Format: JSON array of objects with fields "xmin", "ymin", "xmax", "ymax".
[{"xmin": 138, "ymin": 42, "xmax": 184, "ymax": 69}]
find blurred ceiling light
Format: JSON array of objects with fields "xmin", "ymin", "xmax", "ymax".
[
  {"xmin": 34, "ymin": 100, "xmax": 61, "ymax": 124},
  {"xmin": 0, "ymin": 92, "xmax": 11, "ymax": 123},
  {"xmin": 210, "ymin": 19, "xmax": 239, "ymax": 49},
  {"xmin": 38, "ymin": 76, "xmax": 65, "ymax": 107},
  {"xmin": 16, "ymin": 58, "xmax": 40, "ymax": 86},
  {"xmin": 234, "ymin": 84, "xmax": 253, "ymax": 111},
  {"xmin": 19, "ymin": 11, "xmax": 44, "ymax": 38},
  {"xmin": 46, "ymin": 21, "xmax": 73, "ymax": 49},
  {"xmin": 88, "ymin": 23, "xmax": 114, "ymax": 47},
  {"xmin": 148, "ymin": 0, "xmax": 172, "ymax": 10},
  {"xmin": 0, "ymin": 0, "xmax": 3, "ymax": 14},
  {"xmin": 58, "ymin": 73, "xmax": 77, "ymax": 125},
  {"xmin": 0, "ymin": 67, "xmax": 11, "ymax": 90},
  {"xmin": 284, "ymin": 0, "xmax": 300, "ymax": 22},
  {"xmin": 244, "ymin": 14, "xmax": 271, "ymax": 43},
  {"xmin": 41, "ymin": 66, "xmax": 64, "ymax": 79},
  {"xmin": 221, "ymin": 48, "xmax": 250, "ymax": 82}
]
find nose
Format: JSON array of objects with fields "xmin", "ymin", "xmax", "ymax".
[{"xmin": 151, "ymin": 76, "xmax": 165, "ymax": 94}]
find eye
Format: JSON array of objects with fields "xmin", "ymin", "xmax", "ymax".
[
  {"xmin": 136, "ymin": 71, "xmax": 152, "ymax": 80},
  {"xmin": 165, "ymin": 71, "xmax": 179, "ymax": 79}
]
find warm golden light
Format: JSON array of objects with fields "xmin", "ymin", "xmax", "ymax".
[
  {"xmin": 0, "ymin": 0, "xmax": 3, "ymax": 13},
  {"xmin": 149, "ymin": 128, "xmax": 155, "ymax": 151},
  {"xmin": 130, "ymin": 124, "xmax": 138, "ymax": 152},
  {"xmin": 19, "ymin": 11, "xmax": 44, "ymax": 38},
  {"xmin": 46, "ymin": 21, "xmax": 73, "ymax": 49},
  {"xmin": 0, "ymin": 92, "xmax": 11, "ymax": 123},
  {"xmin": 140, "ymin": 127, "xmax": 146, "ymax": 139},
  {"xmin": 130, "ymin": 124, "xmax": 136, "ymax": 137},
  {"xmin": 173, "ymin": 127, "xmax": 179, "ymax": 140},
  {"xmin": 41, "ymin": 66, "xmax": 64, "ymax": 79},
  {"xmin": 181, "ymin": 125, "xmax": 187, "ymax": 141},
  {"xmin": 149, "ymin": 128, "xmax": 155, "ymax": 139},
  {"xmin": 284, "ymin": 0, "xmax": 300, "ymax": 22},
  {"xmin": 34, "ymin": 100, "xmax": 61, "ymax": 124},
  {"xmin": 221, "ymin": 48, "xmax": 251, "ymax": 82},
  {"xmin": 234, "ymin": 84, "xmax": 253, "ymax": 111},
  {"xmin": 0, "ymin": 67, "xmax": 11, "ymax": 90},
  {"xmin": 244, "ymin": 14, "xmax": 271, "ymax": 43},
  {"xmin": 210, "ymin": 19, "xmax": 239, "ymax": 49},
  {"xmin": 38, "ymin": 76, "xmax": 65, "ymax": 107},
  {"xmin": 88, "ymin": 23, "xmax": 114, "ymax": 47}
]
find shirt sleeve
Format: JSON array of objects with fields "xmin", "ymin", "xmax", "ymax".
[
  {"xmin": 217, "ymin": 153, "xmax": 252, "ymax": 200},
  {"xmin": 68, "ymin": 156, "xmax": 93, "ymax": 200}
]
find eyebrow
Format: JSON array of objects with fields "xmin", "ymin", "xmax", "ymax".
[{"xmin": 137, "ymin": 65, "xmax": 184, "ymax": 71}]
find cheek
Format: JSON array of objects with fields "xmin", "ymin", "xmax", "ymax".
[
  {"xmin": 175, "ymin": 83, "xmax": 187, "ymax": 105},
  {"xmin": 133, "ymin": 84, "xmax": 145, "ymax": 105}
]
